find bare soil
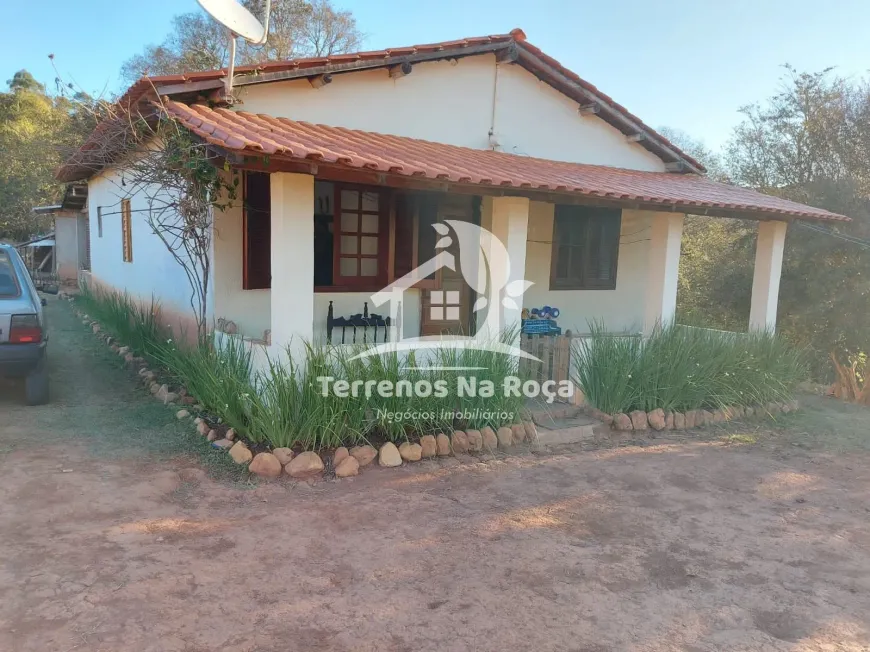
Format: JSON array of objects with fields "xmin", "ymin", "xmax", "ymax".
[{"xmin": 2, "ymin": 299, "xmax": 870, "ymax": 651}]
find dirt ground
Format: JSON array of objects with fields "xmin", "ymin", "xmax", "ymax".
[{"xmin": 2, "ymin": 300, "xmax": 870, "ymax": 651}]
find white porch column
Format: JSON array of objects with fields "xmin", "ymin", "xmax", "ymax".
[
  {"xmin": 749, "ymin": 220, "xmax": 788, "ymax": 332},
  {"xmin": 643, "ymin": 213, "xmax": 684, "ymax": 335},
  {"xmin": 270, "ymin": 172, "xmax": 314, "ymax": 362},
  {"xmin": 485, "ymin": 196, "xmax": 530, "ymax": 341}
]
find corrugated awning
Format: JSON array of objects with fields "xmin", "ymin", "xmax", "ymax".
[
  {"xmin": 26, "ymin": 238, "xmax": 55, "ymax": 248},
  {"xmin": 164, "ymin": 100, "xmax": 848, "ymax": 223}
]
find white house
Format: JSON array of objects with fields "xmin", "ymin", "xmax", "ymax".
[{"xmin": 59, "ymin": 29, "xmax": 848, "ymax": 369}]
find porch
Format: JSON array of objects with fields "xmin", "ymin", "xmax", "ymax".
[
  {"xmin": 175, "ymin": 103, "xmax": 842, "ymax": 368},
  {"xmin": 211, "ymin": 171, "xmax": 789, "ymax": 369}
]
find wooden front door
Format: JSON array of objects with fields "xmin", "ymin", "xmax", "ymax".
[{"xmin": 420, "ymin": 195, "xmax": 477, "ymax": 336}]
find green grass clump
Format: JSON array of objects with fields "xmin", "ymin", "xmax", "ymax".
[
  {"xmin": 573, "ymin": 321, "xmax": 808, "ymax": 414},
  {"xmin": 77, "ymin": 287, "xmax": 530, "ymax": 451},
  {"xmin": 151, "ymin": 335, "xmax": 256, "ymax": 438},
  {"xmin": 77, "ymin": 281, "xmax": 164, "ymax": 357}
]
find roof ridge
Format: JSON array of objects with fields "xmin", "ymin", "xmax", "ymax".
[{"xmin": 64, "ymin": 29, "xmax": 709, "ymax": 180}]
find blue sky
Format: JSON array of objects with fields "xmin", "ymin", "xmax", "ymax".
[{"xmin": 2, "ymin": 0, "xmax": 869, "ymax": 151}]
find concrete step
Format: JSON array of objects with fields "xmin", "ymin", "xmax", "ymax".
[
  {"xmin": 528, "ymin": 404, "xmax": 585, "ymax": 427},
  {"xmin": 534, "ymin": 413, "xmax": 609, "ymax": 447}
]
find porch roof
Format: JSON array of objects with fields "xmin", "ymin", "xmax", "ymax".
[{"xmin": 165, "ymin": 100, "xmax": 847, "ymax": 223}]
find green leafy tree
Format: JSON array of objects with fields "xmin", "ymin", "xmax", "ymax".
[
  {"xmin": 6, "ymin": 70, "xmax": 45, "ymax": 93},
  {"xmin": 0, "ymin": 71, "xmax": 92, "ymax": 241},
  {"xmin": 672, "ymin": 67, "xmax": 870, "ymax": 377}
]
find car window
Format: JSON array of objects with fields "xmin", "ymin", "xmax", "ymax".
[{"xmin": 0, "ymin": 251, "xmax": 21, "ymax": 298}]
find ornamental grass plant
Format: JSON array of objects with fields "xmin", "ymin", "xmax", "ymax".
[
  {"xmin": 573, "ymin": 321, "xmax": 808, "ymax": 415},
  {"xmin": 78, "ymin": 287, "xmax": 530, "ymax": 450}
]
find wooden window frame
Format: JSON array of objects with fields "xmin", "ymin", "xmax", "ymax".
[
  {"xmin": 326, "ymin": 183, "xmax": 389, "ymax": 291},
  {"xmin": 121, "ymin": 199, "xmax": 133, "ymax": 263},
  {"xmin": 549, "ymin": 205, "xmax": 621, "ymax": 291},
  {"xmin": 242, "ymin": 171, "xmax": 272, "ymax": 290}
]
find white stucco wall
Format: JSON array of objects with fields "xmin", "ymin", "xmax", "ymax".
[
  {"xmin": 492, "ymin": 64, "xmax": 665, "ymax": 170},
  {"xmin": 522, "ymin": 202, "xmax": 653, "ymax": 334},
  {"xmin": 87, "ymin": 166, "xmax": 212, "ymax": 323},
  {"xmin": 54, "ymin": 215, "xmax": 81, "ymax": 281},
  {"xmin": 237, "ymin": 54, "xmax": 666, "ymax": 171},
  {"xmin": 213, "ymin": 196, "xmax": 270, "ymax": 336}
]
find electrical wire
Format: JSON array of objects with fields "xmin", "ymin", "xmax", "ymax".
[{"xmin": 796, "ymin": 221, "xmax": 870, "ymax": 250}]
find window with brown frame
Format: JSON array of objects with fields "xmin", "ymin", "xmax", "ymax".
[
  {"xmin": 242, "ymin": 177, "xmax": 440, "ymax": 293},
  {"xmin": 550, "ymin": 205, "xmax": 621, "ymax": 290},
  {"xmin": 332, "ymin": 185, "xmax": 388, "ymax": 287},
  {"xmin": 243, "ymin": 171, "xmax": 272, "ymax": 290},
  {"xmin": 121, "ymin": 199, "xmax": 133, "ymax": 263}
]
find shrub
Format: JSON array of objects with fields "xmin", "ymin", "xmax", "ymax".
[
  {"xmin": 249, "ymin": 337, "xmax": 530, "ymax": 449},
  {"xmin": 78, "ymin": 282, "xmax": 164, "ymax": 357},
  {"xmin": 151, "ymin": 336, "xmax": 256, "ymax": 440},
  {"xmin": 573, "ymin": 321, "xmax": 808, "ymax": 414},
  {"xmin": 77, "ymin": 286, "xmax": 530, "ymax": 450},
  {"xmin": 244, "ymin": 343, "xmax": 370, "ymax": 450}
]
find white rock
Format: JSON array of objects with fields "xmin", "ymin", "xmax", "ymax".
[{"xmin": 379, "ymin": 442, "xmax": 402, "ymax": 467}]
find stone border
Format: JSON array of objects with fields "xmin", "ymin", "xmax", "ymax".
[
  {"xmin": 69, "ymin": 298, "xmax": 541, "ymax": 481},
  {"xmin": 586, "ymin": 401, "xmax": 801, "ymax": 433}
]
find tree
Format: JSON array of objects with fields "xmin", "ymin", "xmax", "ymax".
[
  {"xmin": 121, "ymin": 0, "xmax": 363, "ymax": 84},
  {"xmin": 674, "ymin": 67, "xmax": 870, "ymax": 377},
  {"xmin": 7, "ymin": 70, "xmax": 45, "ymax": 94},
  {"xmin": 657, "ymin": 127, "xmax": 757, "ymax": 331},
  {"xmin": 657, "ymin": 127, "xmax": 729, "ymax": 182},
  {"xmin": 0, "ymin": 71, "xmax": 92, "ymax": 241},
  {"xmin": 56, "ymin": 89, "xmax": 239, "ymax": 341},
  {"xmin": 241, "ymin": 0, "xmax": 363, "ymax": 62},
  {"xmin": 120, "ymin": 14, "xmax": 229, "ymax": 84}
]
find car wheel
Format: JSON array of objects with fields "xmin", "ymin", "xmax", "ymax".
[{"xmin": 25, "ymin": 358, "xmax": 49, "ymax": 406}]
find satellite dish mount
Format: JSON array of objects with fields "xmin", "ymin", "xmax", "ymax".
[{"xmin": 196, "ymin": 0, "xmax": 272, "ymax": 102}]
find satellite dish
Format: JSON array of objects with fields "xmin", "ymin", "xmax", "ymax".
[
  {"xmin": 196, "ymin": 0, "xmax": 271, "ymax": 102},
  {"xmin": 197, "ymin": 0, "xmax": 267, "ymax": 43}
]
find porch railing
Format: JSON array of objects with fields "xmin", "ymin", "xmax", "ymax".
[
  {"xmin": 519, "ymin": 334, "xmax": 573, "ymax": 384},
  {"xmin": 326, "ymin": 301, "xmax": 391, "ymax": 345}
]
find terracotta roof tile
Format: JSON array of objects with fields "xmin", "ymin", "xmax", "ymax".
[
  {"xmin": 109, "ymin": 29, "xmax": 703, "ymax": 166},
  {"xmin": 162, "ymin": 100, "xmax": 846, "ymax": 222}
]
